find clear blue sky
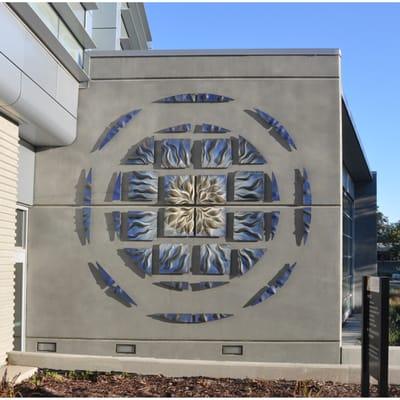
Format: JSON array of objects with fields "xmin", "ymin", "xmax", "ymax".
[{"xmin": 145, "ymin": 2, "xmax": 400, "ymax": 222}]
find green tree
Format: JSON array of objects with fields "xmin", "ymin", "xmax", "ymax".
[{"xmin": 378, "ymin": 210, "xmax": 400, "ymax": 260}]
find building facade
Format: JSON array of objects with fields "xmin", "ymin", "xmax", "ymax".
[
  {"xmin": 0, "ymin": 3, "xmax": 376, "ymax": 369},
  {"xmin": 25, "ymin": 50, "xmax": 376, "ymax": 364},
  {"xmin": 0, "ymin": 2, "xmax": 151, "ymax": 367}
]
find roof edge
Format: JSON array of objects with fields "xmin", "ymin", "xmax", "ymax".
[{"xmin": 87, "ymin": 48, "xmax": 341, "ymax": 58}]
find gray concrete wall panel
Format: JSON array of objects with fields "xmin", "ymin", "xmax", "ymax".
[{"xmin": 28, "ymin": 53, "xmax": 342, "ymax": 363}]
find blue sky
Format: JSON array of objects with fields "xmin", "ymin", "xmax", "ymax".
[{"xmin": 145, "ymin": 2, "xmax": 400, "ymax": 222}]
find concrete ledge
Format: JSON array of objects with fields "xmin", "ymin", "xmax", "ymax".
[
  {"xmin": 9, "ymin": 351, "xmax": 400, "ymax": 384},
  {"xmin": 342, "ymin": 345, "xmax": 400, "ymax": 367}
]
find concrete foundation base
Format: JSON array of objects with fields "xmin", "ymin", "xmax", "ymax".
[{"xmin": 8, "ymin": 351, "xmax": 400, "ymax": 384}]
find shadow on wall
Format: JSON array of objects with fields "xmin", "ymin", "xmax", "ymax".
[
  {"xmin": 75, "ymin": 169, "xmax": 86, "ymax": 205},
  {"xmin": 88, "ymin": 262, "xmax": 132, "ymax": 308},
  {"xmin": 244, "ymin": 109, "xmax": 292, "ymax": 152}
]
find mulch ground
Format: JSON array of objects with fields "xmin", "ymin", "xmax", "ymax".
[{"xmin": 2, "ymin": 369, "xmax": 400, "ymax": 397}]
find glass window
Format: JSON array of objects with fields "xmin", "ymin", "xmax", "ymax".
[
  {"xmin": 58, "ymin": 23, "xmax": 84, "ymax": 67},
  {"xmin": 342, "ymin": 188, "xmax": 354, "ymax": 322},
  {"xmin": 29, "ymin": 2, "xmax": 59, "ymax": 37},
  {"xmin": 68, "ymin": 2, "xmax": 85, "ymax": 26},
  {"xmin": 29, "ymin": 3, "xmax": 84, "ymax": 68}
]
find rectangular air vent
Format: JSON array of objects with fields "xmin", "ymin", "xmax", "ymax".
[
  {"xmin": 116, "ymin": 344, "xmax": 136, "ymax": 354},
  {"xmin": 222, "ymin": 345, "xmax": 243, "ymax": 355},
  {"xmin": 37, "ymin": 342, "xmax": 57, "ymax": 352}
]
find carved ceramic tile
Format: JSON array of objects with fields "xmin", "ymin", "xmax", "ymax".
[
  {"xmin": 233, "ymin": 171, "xmax": 265, "ymax": 201},
  {"xmin": 163, "ymin": 175, "xmax": 195, "ymax": 205},
  {"xmin": 199, "ymin": 244, "xmax": 231, "ymax": 275},
  {"xmin": 238, "ymin": 135, "xmax": 266, "ymax": 165},
  {"xmin": 127, "ymin": 211, "xmax": 157, "ymax": 241},
  {"xmin": 124, "ymin": 136, "xmax": 154, "ymax": 165},
  {"xmin": 127, "ymin": 171, "xmax": 158, "ymax": 202},
  {"xmin": 164, "ymin": 207, "xmax": 195, "ymax": 237},
  {"xmin": 195, "ymin": 207, "xmax": 226, "ymax": 237},
  {"xmin": 160, "ymin": 139, "xmax": 191, "ymax": 168},
  {"xmin": 233, "ymin": 212, "xmax": 264, "ymax": 241},
  {"xmin": 200, "ymin": 139, "xmax": 232, "ymax": 168},
  {"xmin": 196, "ymin": 175, "xmax": 227, "ymax": 204},
  {"xmin": 159, "ymin": 244, "xmax": 191, "ymax": 274}
]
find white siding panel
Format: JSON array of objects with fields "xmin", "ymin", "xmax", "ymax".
[{"xmin": 0, "ymin": 116, "xmax": 19, "ymax": 366}]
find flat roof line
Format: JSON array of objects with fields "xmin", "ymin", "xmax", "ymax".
[{"xmin": 87, "ymin": 48, "xmax": 341, "ymax": 58}]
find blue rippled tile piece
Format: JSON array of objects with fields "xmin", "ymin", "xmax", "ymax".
[
  {"xmin": 236, "ymin": 248, "xmax": 266, "ymax": 276},
  {"xmin": 149, "ymin": 313, "xmax": 233, "ymax": 323},
  {"xmin": 303, "ymin": 169, "xmax": 312, "ymax": 205},
  {"xmin": 271, "ymin": 172, "xmax": 280, "ymax": 201},
  {"xmin": 128, "ymin": 171, "xmax": 158, "ymax": 202},
  {"xmin": 238, "ymin": 135, "xmax": 266, "ymax": 165},
  {"xmin": 303, "ymin": 207, "xmax": 312, "ymax": 244},
  {"xmin": 159, "ymin": 123, "xmax": 192, "ymax": 133},
  {"xmin": 191, "ymin": 281, "xmax": 229, "ymax": 291},
  {"xmin": 98, "ymin": 109, "xmax": 141, "ymax": 150},
  {"xmin": 201, "ymin": 139, "xmax": 232, "ymax": 168},
  {"xmin": 96, "ymin": 262, "xmax": 115, "ymax": 287},
  {"xmin": 160, "ymin": 139, "xmax": 191, "ymax": 169},
  {"xmin": 112, "ymin": 172, "xmax": 122, "ymax": 201},
  {"xmin": 233, "ymin": 212, "xmax": 264, "ymax": 242},
  {"xmin": 124, "ymin": 136, "xmax": 155, "ymax": 165},
  {"xmin": 244, "ymin": 263, "xmax": 296, "ymax": 307},
  {"xmin": 127, "ymin": 211, "xmax": 157, "ymax": 241},
  {"xmin": 124, "ymin": 248, "xmax": 153, "ymax": 275},
  {"xmin": 271, "ymin": 211, "xmax": 280, "ymax": 240},
  {"xmin": 233, "ymin": 171, "xmax": 265, "ymax": 201},
  {"xmin": 253, "ymin": 108, "xmax": 296, "ymax": 151},
  {"xmin": 153, "ymin": 281, "xmax": 190, "ymax": 291},
  {"xmin": 113, "ymin": 285, "xmax": 136, "ymax": 306},
  {"xmin": 159, "ymin": 244, "xmax": 191, "ymax": 274},
  {"xmin": 112, "ymin": 211, "xmax": 121, "ymax": 238},
  {"xmin": 157, "ymin": 93, "xmax": 234, "ymax": 103},
  {"xmin": 198, "ymin": 124, "xmax": 229, "ymax": 133},
  {"xmin": 83, "ymin": 168, "xmax": 92, "ymax": 205},
  {"xmin": 199, "ymin": 244, "xmax": 231, "ymax": 275}
]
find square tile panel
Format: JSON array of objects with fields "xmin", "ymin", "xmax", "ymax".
[
  {"xmin": 199, "ymin": 244, "xmax": 231, "ymax": 275},
  {"xmin": 233, "ymin": 171, "xmax": 265, "ymax": 201},
  {"xmin": 196, "ymin": 175, "xmax": 227, "ymax": 204},
  {"xmin": 127, "ymin": 171, "xmax": 158, "ymax": 201},
  {"xmin": 195, "ymin": 207, "xmax": 226, "ymax": 237},
  {"xmin": 200, "ymin": 139, "xmax": 232, "ymax": 168},
  {"xmin": 127, "ymin": 211, "xmax": 157, "ymax": 241},
  {"xmin": 164, "ymin": 207, "xmax": 195, "ymax": 237},
  {"xmin": 163, "ymin": 175, "xmax": 195, "ymax": 204},
  {"xmin": 160, "ymin": 139, "xmax": 191, "ymax": 168},
  {"xmin": 233, "ymin": 212, "xmax": 264, "ymax": 241},
  {"xmin": 159, "ymin": 244, "xmax": 191, "ymax": 274}
]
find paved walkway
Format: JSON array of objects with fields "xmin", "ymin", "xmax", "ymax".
[{"xmin": 342, "ymin": 313, "xmax": 361, "ymax": 346}]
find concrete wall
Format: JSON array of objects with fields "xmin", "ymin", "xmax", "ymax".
[
  {"xmin": 0, "ymin": 116, "xmax": 19, "ymax": 366},
  {"xmin": 27, "ymin": 52, "xmax": 342, "ymax": 363}
]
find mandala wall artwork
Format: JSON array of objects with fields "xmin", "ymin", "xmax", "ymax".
[{"xmin": 82, "ymin": 93, "xmax": 313, "ymax": 324}]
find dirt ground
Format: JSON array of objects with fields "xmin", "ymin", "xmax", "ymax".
[{"xmin": 2, "ymin": 369, "xmax": 400, "ymax": 397}]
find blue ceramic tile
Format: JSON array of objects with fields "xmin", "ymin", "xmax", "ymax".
[
  {"xmin": 157, "ymin": 93, "xmax": 233, "ymax": 103},
  {"xmin": 233, "ymin": 172, "xmax": 264, "ymax": 201},
  {"xmin": 159, "ymin": 244, "xmax": 191, "ymax": 274},
  {"xmin": 124, "ymin": 136, "xmax": 154, "ymax": 165},
  {"xmin": 160, "ymin": 139, "xmax": 191, "ymax": 169},
  {"xmin": 233, "ymin": 212, "xmax": 264, "ymax": 241},
  {"xmin": 127, "ymin": 211, "xmax": 157, "ymax": 241},
  {"xmin": 238, "ymin": 135, "xmax": 266, "ymax": 165},
  {"xmin": 201, "ymin": 139, "xmax": 232, "ymax": 168},
  {"xmin": 149, "ymin": 313, "xmax": 233, "ymax": 323},
  {"xmin": 199, "ymin": 244, "xmax": 231, "ymax": 275},
  {"xmin": 123, "ymin": 248, "xmax": 153, "ymax": 275},
  {"xmin": 127, "ymin": 171, "xmax": 158, "ymax": 202}
]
